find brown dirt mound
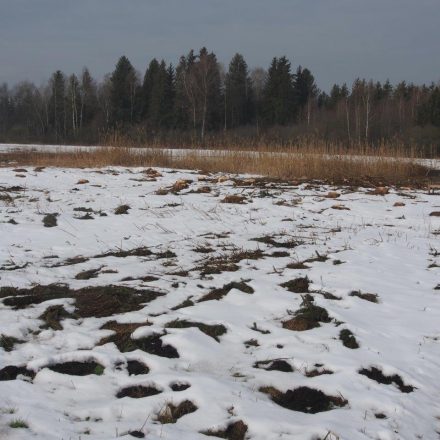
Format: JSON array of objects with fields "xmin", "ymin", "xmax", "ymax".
[
  {"xmin": 359, "ymin": 367, "xmax": 414, "ymax": 393},
  {"xmin": 281, "ymin": 277, "xmax": 310, "ymax": 293},
  {"xmin": 202, "ymin": 420, "xmax": 248, "ymax": 440},
  {"xmin": 116, "ymin": 385, "xmax": 162, "ymax": 399},
  {"xmin": 115, "ymin": 204, "xmax": 130, "ymax": 215},
  {"xmin": 260, "ymin": 386, "xmax": 347, "ymax": 413},
  {"xmin": 221, "ymin": 195, "xmax": 247, "ymax": 204},
  {"xmin": 283, "ymin": 302, "xmax": 330, "ymax": 332}
]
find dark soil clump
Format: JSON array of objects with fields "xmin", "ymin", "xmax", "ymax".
[
  {"xmin": 43, "ymin": 213, "xmax": 58, "ymax": 227},
  {"xmin": 254, "ymin": 359, "xmax": 293, "ymax": 372},
  {"xmin": 339, "ymin": 329, "xmax": 360, "ymax": 349},
  {"xmin": 127, "ymin": 360, "xmax": 150, "ymax": 376},
  {"xmin": 0, "ymin": 365, "xmax": 34, "ymax": 381},
  {"xmin": 165, "ymin": 320, "xmax": 227, "ymax": 342},
  {"xmin": 260, "ymin": 386, "xmax": 347, "ymax": 413},
  {"xmin": 199, "ymin": 281, "xmax": 254, "ymax": 302},
  {"xmin": 359, "ymin": 367, "xmax": 415, "ymax": 393},
  {"xmin": 48, "ymin": 361, "xmax": 104, "ymax": 376},
  {"xmin": 132, "ymin": 334, "xmax": 180, "ymax": 358},
  {"xmin": 170, "ymin": 382, "xmax": 191, "ymax": 391},
  {"xmin": 116, "ymin": 385, "xmax": 161, "ymax": 399}
]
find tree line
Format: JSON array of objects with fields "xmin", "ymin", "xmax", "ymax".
[{"xmin": 1, "ymin": 47, "xmax": 439, "ymax": 148}]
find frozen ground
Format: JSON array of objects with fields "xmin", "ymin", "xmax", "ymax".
[{"xmin": 0, "ymin": 165, "xmax": 439, "ymax": 440}]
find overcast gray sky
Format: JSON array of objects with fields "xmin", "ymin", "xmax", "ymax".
[{"xmin": 1, "ymin": 0, "xmax": 439, "ymax": 91}]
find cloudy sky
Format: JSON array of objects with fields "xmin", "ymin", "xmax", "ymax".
[{"xmin": 1, "ymin": 0, "xmax": 439, "ymax": 91}]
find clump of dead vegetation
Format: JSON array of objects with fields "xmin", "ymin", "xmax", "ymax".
[
  {"xmin": 283, "ymin": 297, "xmax": 331, "ymax": 331},
  {"xmin": 156, "ymin": 400, "xmax": 198, "ymax": 424},
  {"xmin": 349, "ymin": 290, "xmax": 379, "ymax": 303},
  {"xmin": 0, "ymin": 284, "xmax": 164, "ymax": 318},
  {"xmin": 201, "ymin": 420, "xmax": 248, "ymax": 440}
]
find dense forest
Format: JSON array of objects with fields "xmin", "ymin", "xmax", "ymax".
[{"xmin": 1, "ymin": 47, "xmax": 439, "ymax": 149}]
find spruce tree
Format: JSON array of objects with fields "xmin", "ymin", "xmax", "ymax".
[
  {"xmin": 263, "ymin": 56, "xmax": 294, "ymax": 125},
  {"xmin": 110, "ymin": 56, "xmax": 139, "ymax": 126},
  {"xmin": 225, "ymin": 53, "xmax": 254, "ymax": 128},
  {"xmin": 49, "ymin": 70, "xmax": 66, "ymax": 141}
]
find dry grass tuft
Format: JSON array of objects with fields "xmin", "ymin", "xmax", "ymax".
[{"xmin": 0, "ymin": 143, "xmax": 435, "ymax": 186}]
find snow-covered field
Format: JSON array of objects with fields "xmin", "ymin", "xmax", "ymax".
[{"xmin": 0, "ymin": 165, "xmax": 439, "ymax": 440}]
